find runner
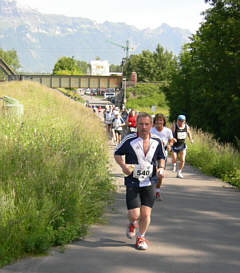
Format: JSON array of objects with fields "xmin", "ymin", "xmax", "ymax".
[
  {"xmin": 171, "ymin": 114, "xmax": 194, "ymax": 178},
  {"xmin": 127, "ymin": 109, "xmax": 137, "ymax": 134},
  {"xmin": 114, "ymin": 112, "xmax": 166, "ymax": 250},
  {"xmin": 104, "ymin": 107, "xmax": 113, "ymax": 134},
  {"xmin": 112, "ymin": 111, "xmax": 125, "ymax": 145},
  {"xmin": 150, "ymin": 113, "xmax": 175, "ymax": 200}
]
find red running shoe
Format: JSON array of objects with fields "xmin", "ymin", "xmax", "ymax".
[
  {"xmin": 136, "ymin": 236, "xmax": 149, "ymax": 250},
  {"xmin": 126, "ymin": 223, "xmax": 137, "ymax": 239},
  {"xmin": 155, "ymin": 191, "xmax": 162, "ymax": 201}
]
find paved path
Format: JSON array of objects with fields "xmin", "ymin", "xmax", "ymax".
[{"xmin": 1, "ymin": 110, "xmax": 240, "ymax": 273}]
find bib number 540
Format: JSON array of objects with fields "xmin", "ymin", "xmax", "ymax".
[{"xmin": 136, "ymin": 169, "xmax": 150, "ymax": 176}]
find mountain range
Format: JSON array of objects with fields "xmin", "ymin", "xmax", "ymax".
[{"xmin": 0, "ymin": 0, "xmax": 192, "ymax": 73}]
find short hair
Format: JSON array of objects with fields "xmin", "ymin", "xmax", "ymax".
[
  {"xmin": 153, "ymin": 113, "xmax": 166, "ymax": 126},
  {"xmin": 136, "ymin": 112, "xmax": 152, "ymax": 124}
]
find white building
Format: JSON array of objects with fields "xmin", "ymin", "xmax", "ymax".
[{"xmin": 90, "ymin": 60, "xmax": 110, "ymax": 76}]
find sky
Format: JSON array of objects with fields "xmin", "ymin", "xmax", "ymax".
[{"xmin": 16, "ymin": 0, "xmax": 210, "ymax": 33}]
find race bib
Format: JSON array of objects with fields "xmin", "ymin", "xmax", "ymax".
[
  {"xmin": 133, "ymin": 164, "xmax": 153, "ymax": 187},
  {"xmin": 177, "ymin": 131, "xmax": 187, "ymax": 140},
  {"xmin": 129, "ymin": 127, "xmax": 137, "ymax": 133}
]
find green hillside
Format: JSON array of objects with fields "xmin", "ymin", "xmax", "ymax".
[{"xmin": 0, "ymin": 81, "xmax": 114, "ymax": 267}]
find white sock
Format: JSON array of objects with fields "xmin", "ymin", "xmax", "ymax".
[{"xmin": 137, "ymin": 232, "xmax": 145, "ymax": 238}]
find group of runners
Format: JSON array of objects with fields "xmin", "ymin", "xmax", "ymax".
[
  {"xmin": 113, "ymin": 111, "xmax": 194, "ymax": 251},
  {"xmin": 103, "ymin": 106, "xmax": 138, "ymax": 145}
]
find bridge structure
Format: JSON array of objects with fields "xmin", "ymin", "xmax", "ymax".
[
  {"xmin": 0, "ymin": 57, "xmax": 16, "ymax": 77},
  {"xmin": 0, "ymin": 57, "xmax": 122, "ymax": 89},
  {"xmin": 17, "ymin": 74, "xmax": 122, "ymax": 89}
]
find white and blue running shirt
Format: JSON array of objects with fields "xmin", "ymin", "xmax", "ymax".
[
  {"xmin": 150, "ymin": 126, "xmax": 173, "ymax": 147},
  {"xmin": 114, "ymin": 133, "xmax": 166, "ymax": 187}
]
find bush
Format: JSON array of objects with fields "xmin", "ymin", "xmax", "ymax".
[{"xmin": 186, "ymin": 129, "xmax": 240, "ymax": 188}]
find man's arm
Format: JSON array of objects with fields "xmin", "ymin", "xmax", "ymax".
[
  {"xmin": 171, "ymin": 123, "xmax": 177, "ymax": 143},
  {"xmin": 157, "ymin": 159, "xmax": 165, "ymax": 178},
  {"xmin": 167, "ymin": 130, "xmax": 176, "ymax": 151},
  {"xmin": 114, "ymin": 155, "xmax": 132, "ymax": 176}
]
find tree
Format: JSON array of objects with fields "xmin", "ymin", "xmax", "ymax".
[
  {"xmin": 110, "ymin": 64, "xmax": 122, "ymax": 73},
  {"xmin": 167, "ymin": 0, "xmax": 240, "ymax": 144},
  {"xmin": 126, "ymin": 44, "xmax": 177, "ymax": 82},
  {"xmin": 53, "ymin": 56, "xmax": 84, "ymax": 75},
  {"xmin": 153, "ymin": 44, "xmax": 177, "ymax": 81},
  {"xmin": 0, "ymin": 48, "xmax": 20, "ymax": 76},
  {"xmin": 75, "ymin": 60, "xmax": 89, "ymax": 74}
]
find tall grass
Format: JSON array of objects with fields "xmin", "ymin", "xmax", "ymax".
[
  {"xmin": 0, "ymin": 81, "xmax": 114, "ymax": 267},
  {"xmin": 186, "ymin": 129, "xmax": 240, "ymax": 188}
]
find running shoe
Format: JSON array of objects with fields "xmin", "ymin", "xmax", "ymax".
[
  {"xmin": 136, "ymin": 236, "xmax": 149, "ymax": 250},
  {"xmin": 126, "ymin": 223, "xmax": 137, "ymax": 239},
  {"xmin": 177, "ymin": 172, "xmax": 184, "ymax": 179},
  {"xmin": 155, "ymin": 191, "xmax": 162, "ymax": 201}
]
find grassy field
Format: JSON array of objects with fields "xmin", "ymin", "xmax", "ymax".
[
  {"xmin": 0, "ymin": 81, "xmax": 114, "ymax": 267},
  {"xmin": 126, "ymin": 83, "xmax": 169, "ymax": 117}
]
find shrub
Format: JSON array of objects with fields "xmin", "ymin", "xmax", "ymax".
[{"xmin": 186, "ymin": 129, "xmax": 240, "ymax": 188}]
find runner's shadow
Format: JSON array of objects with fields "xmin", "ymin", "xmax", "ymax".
[{"xmin": 76, "ymin": 238, "xmax": 134, "ymax": 249}]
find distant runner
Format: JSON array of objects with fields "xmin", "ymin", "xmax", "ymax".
[
  {"xmin": 112, "ymin": 111, "xmax": 125, "ymax": 145},
  {"xmin": 114, "ymin": 112, "xmax": 165, "ymax": 250},
  {"xmin": 127, "ymin": 109, "xmax": 137, "ymax": 133},
  {"xmin": 171, "ymin": 114, "xmax": 194, "ymax": 178},
  {"xmin": 104, "ymin": 108, "xmax": 113, "ymax": 134}
]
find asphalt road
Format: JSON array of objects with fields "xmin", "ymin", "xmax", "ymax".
[{"xmin": 1, "ymin": 103, "xmax": 240, "ymax": 273}]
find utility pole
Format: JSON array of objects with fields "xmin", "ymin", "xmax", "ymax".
[
  {"xmin": 122, "ymin": 77, "xmax": 127, "ymax": 105},
  {"xmin": 106, "ymin": 40, "xmax": 134, "ymax": 108},
  {"xmin": 121, "ymin": 57, "xmax": 127, "ymax": 106}
]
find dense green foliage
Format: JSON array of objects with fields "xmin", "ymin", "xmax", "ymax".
[
  {"xmin": 165, "ymin": 0, "xmax": 240, "ymax": 145},
  {"xmin": 0, "ymin": 48, "xmax": 20, "ymax": 77},
  {"xmin": 0, "ymin": 81, "xmax": 114, "ymax": 267},
  {"xmin": 75, "ymin": 60, "xmax": 89, "ymax": 74},
  {"xmin": 126, "ymin": 44, "xmax": 177, "ymax": 82}
]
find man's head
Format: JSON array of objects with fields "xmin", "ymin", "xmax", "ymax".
[
  {"xmin": 113, "ymin": 110, "xmax": 119, "ymax": 116},
  {"xmin": 153, "ymin": 113, "xmax": 166, "ymax": 128},
  {"xmin": 177, "ymin": 114, "xmax": 186, "ymax": 121},
  {"xmin": 177, "ymin": 114, "xmax": 186, "ymax": 125},
  {"xmin": 136, "ymin": 112, "xmax": 152, "ymax": 138}
]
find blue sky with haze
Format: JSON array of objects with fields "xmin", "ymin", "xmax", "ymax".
[{"xmin": 17, "ymin": 0, "xmax": 210, "ymax": 33}]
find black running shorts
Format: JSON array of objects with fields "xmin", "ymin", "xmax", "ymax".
[{"xmin": 126, "ymin": 185, "xmax": 155, "ymax": 210}]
